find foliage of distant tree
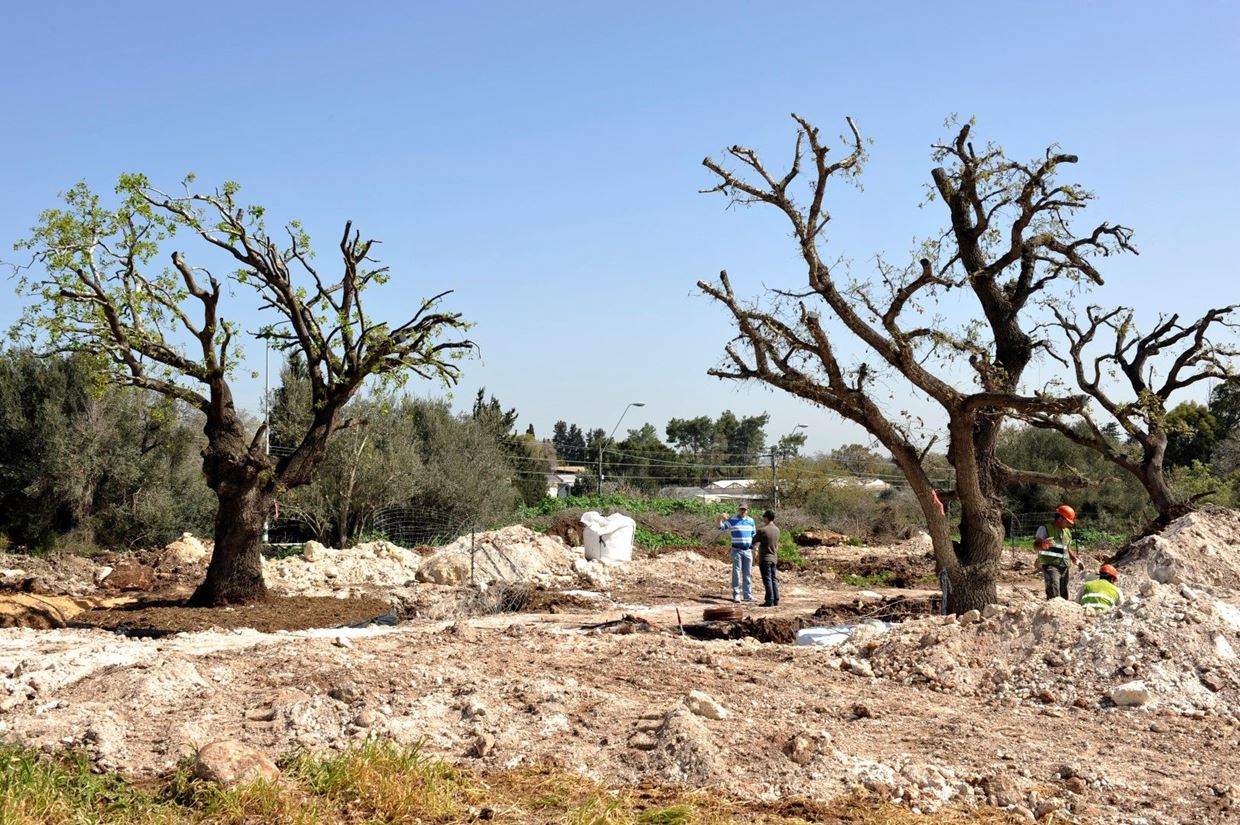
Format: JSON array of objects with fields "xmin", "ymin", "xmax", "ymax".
[
  {"xmin": 0, "ymin": 350, "xmax": 213, "ymax": 551},
  {"xmin": 270, "ymin": 372, "xmax": 524, "ymax": 543},
  {"xmin": 471, "ymin": 388, "xmax": 549, "ymax": 506},
  {"xmin": 997, "ymin": 424, "xmax": 1150, "ymax": 532}
]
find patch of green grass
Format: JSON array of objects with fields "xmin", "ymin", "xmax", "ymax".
[
  {"xmin": 0, "ymin": 741, "xmax": 1029, "ymax": 825},
  {"xmin": 638, "ymin": 804, "xmax": 698, "ymax": 824},
  {"xmin": 841, "ymin": 570, "xmax": 895, "ymax": 588},
  {"xmin": 777, "ymin": 531, "xmax": 804, "ymax": 567},
  {"xmin": 634, "ymin": 526, "xmax": 698, "ymax": 552},
  {"xmin": 517, "ymin": 495, "xmax": 729, "ymax": 521}
]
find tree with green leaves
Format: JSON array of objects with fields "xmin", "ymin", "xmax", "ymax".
[
  {"xmin": 13, "ymin": 176, "xmax": 472, "ymax": 604},
  {"xmin": 700, "ymin": 115, "xmax": 1133, "ymax": 611},
  {"xmin": 665, "ymin": 410, "xmax": 770, "ymax": 481},
  {"xmin": 471, "ymin": 388, "xmax": 549, "ymax": 505}
]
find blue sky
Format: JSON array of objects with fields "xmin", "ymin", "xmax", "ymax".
[{"xmin": 2, "ymin": 1, "xmax": 1237, "ymax": 453}]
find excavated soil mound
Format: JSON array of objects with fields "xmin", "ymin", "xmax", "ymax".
[
  {"xmin": 544, "ymin": 514, "xmax": 584, "ymax": 547},
  {"xmin": 811, "ymin": 595, "xmax": 939, "ymax": 625},
  {"xmin": 417, "ymin": 526, "xmax": 576, "ymax": 587},
  {"xmin": 846, "ymin": 583, "xmax": 1240, "ymax": 719},
  {"xmin": 681, "ymin": 615, "xmax": 816, "ymax": 643},
  {"xmin": 74, "ymin": 596, "xmax": 392, "ymax": 635},
  {"xmin": 1113, "ymin": 505, "xmax": 1240, "ymax": 590},
  {"xmin": 824, "ymin": 552, "xmax": 936, "ymax": 589}
]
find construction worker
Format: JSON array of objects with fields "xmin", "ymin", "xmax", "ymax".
[
  {"xmin": 1033, "ymin": 504, "xmax": 1079, "ymax": 600},
  {"xmin": 1080, "ymin": 564, "xmax": 1123, "ymax": 612}
]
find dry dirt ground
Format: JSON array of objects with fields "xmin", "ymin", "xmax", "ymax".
[{"xmin": 3, "ymin": 513, "xmax": 1240, "ymax": 824}]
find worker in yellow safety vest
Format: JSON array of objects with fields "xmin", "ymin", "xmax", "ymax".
[
  {"xmin": 1034, "ymin": 504, "xmax": 1080, "ymax": 600},
  {"xmin": 1080, "ymin": 564, "xmax": 1123, "ymax": 612}
]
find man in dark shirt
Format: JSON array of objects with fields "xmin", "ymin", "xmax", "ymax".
[{"xmin": 756, "ymin": 509, "xmax": 780, "ymax": 607}]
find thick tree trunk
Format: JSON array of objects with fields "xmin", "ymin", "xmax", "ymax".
[
  {"xmin": 943, "ymin": 562, "xmax": 998, "ymax": 614},
  {"xmin": 1142, "ymin": 462, "xmax": 1179, "ymax": 525},
  {"xmin": 192, "ymin": 383, "xmax": 278, "ymax": 606},
  {"xmin": 193, "ymin": 484, "xmax": 272, "ymax": 605},
  {"xmin": 1139, "ymin": 436, "xmax": 1183, "ymax": 525},
  {"xmin": 941, "ymin": 508, "xmax": 1004, "ymax": 613}
]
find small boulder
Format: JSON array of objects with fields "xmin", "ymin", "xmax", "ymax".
[
  {"xmin": 783, "ymin": 733, "xmax": 816, "ymax": 765},
  {"xmin": 101, "ymin": 561, "xmax": 155, "ymax": 591},
  {"xmin": 959, "ymin": 609, "xmax": 982, "ymax": 624},
  {"xmin": 684, "ymin": 690, "xmax": 729, "ymax": 720},
  {"xmin": 193, "ymin": 740, "xmax": 280, "ymax": 788},
  {"xmin": 842, "ymin": 657, "xmax": 875, "ymax": 678},
  {"xmin": 470, "ymin": 733, "xmax": 496, "ymax": 758},
  {"xmin": 1110, "ymin": 680, "xmax": 1152, "ymax": 707},
  {"xmin": 416, "ymin": 552, "xmax": 472, "ymax": 586},
  {"xmin": 300, "ymin": 540, "xmax": 328, "ymax": 562}
]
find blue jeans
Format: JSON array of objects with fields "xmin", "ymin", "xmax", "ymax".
[
  {"xmin": 731, "ymin": 547, "xmax": 753, "ymax": 601},
  {"xmin": 760, "ymin": 561, "xmax": 779, "ymax": 605}
]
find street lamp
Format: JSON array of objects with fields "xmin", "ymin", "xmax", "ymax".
[{"xmin": 599, "ymin": 402, "xmax": 645, "ymax": 494}]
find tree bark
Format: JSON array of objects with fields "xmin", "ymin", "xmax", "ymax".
[
  {"xmin": 191, "ymin": 385, "xmax": 277, "ymax": 606},
  {"xmin": 943, "ymin": 561, "xmax": 999, "ymax": 614},
  {"xmin": 1141, "ymin": 459, "xmax": 1179, "ymax": 525},
  {"xmin": 194, "ymin": 483, "xmax": 272, "ymax": 605}
]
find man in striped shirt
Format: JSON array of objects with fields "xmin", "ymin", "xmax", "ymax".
[{"xmin": 718, "ymin": 504, "xmax": 757, "ymax": 603}]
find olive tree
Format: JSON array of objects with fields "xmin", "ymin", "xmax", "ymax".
[
  {"xmin": 699, "ymin": 116, "xmax": 1133, "ymax": 611},
  {"xmin": 14, "ymin": 176, "xmax": 472, "ymax": 604},
  {"xmin": 1029, "ymin": 305, "xmax": 1238, "ymax": 524}
]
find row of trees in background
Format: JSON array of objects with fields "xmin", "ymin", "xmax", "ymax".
[
  {"xmin": 5, "ymin": 344, "xmax": 1235, "ymax": 555},
  {"xmin": 550, "ymin": 411, "xmax": 776, "ymax": 492},
  {"xmin": 0, "ymin": 349, "xmax": 552, "ymax": 554},
  {"xmin": 0, "ymin": 351, "xmax": 214, "ymax": 551}
]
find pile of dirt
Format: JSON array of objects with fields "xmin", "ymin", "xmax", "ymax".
[
  {"xmin": 0, "ymin": 552, "xmax": 105, "ymax": 596},
  {"xmin": 74, "ymin": 596, "xmax": 393, "ymax": 634},
  {"xmin": 1113, "ymin": 505, "xmax": 1240, "ymax": 591},
  {"xmin": 681, "ymin": 615, "xmax": 816, "ymax": 643},
  {"xmin": 265, "ymin": 540, "xmax": 424, "ymax": 596},
  {"xmin": 416, "ymin": 526, "xmax": 577, "ymax": 587},
  {"xmin": 838, "ymin": 582, "xmax": 1240, "ymax": 720},
  {"xmin": 611, "ymin": 550, "xmax": 730, "ymax": 603}
]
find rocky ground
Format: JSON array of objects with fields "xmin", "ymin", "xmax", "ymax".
[{"xmin": 3, "ymin": 511, "xmax": 1240, "ymax": 824}]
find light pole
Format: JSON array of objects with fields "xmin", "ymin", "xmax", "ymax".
[{"xmin": 599, "ymin": 402, "xmax": 645, "ymax": 495}]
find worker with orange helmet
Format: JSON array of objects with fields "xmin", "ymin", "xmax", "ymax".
[
  {"xmin": 1033, "ymin": 504, "xmax": 1079, "ymax": 600},
  {"xmin": 1080, "ymin": 564, "xmax": 1123, "ymax": 612}
]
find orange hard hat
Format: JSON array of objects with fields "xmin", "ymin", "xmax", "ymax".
[
  {"xmin": 1099, "ymin": 564, "xmax": 1119, "ymax": 580},
  {"xmin": 1056, "ymin": 504, "xmax": 1076, "ymax": 525}
]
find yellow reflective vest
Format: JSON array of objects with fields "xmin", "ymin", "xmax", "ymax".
[
  {"xmin": 1036, "ymin": 524, "xmax": 1073, "ymax": 568},
  {"xmin": 1080, "ymin": 578, "xmax": 1122, "ymax": 612}
]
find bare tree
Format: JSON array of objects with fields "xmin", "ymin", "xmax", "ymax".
[
  {"xmin": 14, "ymin": 176, "xmax": 473, "ymax": 604},
  {"xmin": 1029, "ymin": 305, "xmax": 1239, "ymax": 523},
  {"xmin": 698, "ymin": 115, "xmax": 1134, "ymax": 611}
]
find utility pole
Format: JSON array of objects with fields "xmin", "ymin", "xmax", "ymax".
[{"xmin": 770, "ymin": 450, "xmax": 778, "ymax": 509}]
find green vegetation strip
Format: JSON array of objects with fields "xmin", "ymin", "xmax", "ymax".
[
  {"xmin": 518, "ymin": 494, "xmax": 731, "ymax": 520},
  {"xmin": 0, "ymin": 741, "xmax": 1023, "ymax": 824}
]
